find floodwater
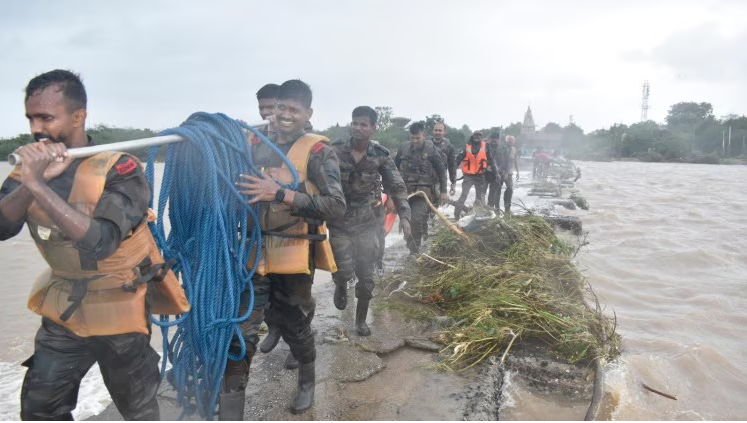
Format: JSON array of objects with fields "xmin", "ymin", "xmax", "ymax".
[
  {"xmin": 502, "ymin": 161, "xmax": 747, "ymax": 420},
  {"xmin": 1, "ymin": 160, "xmax": 746, "ymax": 420}
]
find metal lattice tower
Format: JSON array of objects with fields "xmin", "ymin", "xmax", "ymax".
[{"xmin": 641, "ymin": 81, "xmax": 650, "ymax": 121}]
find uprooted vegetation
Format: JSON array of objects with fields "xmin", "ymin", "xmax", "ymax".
[{"xmin": 384, "ymin": 215, "xmax": 620, "ymax": 371}]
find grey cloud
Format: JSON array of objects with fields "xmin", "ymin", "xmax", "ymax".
[{"xmin": 649, "ymin": 25, "xmax": 747, "ymax": 82}]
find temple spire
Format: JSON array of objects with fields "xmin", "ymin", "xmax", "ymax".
[{"xmin": 522, "ymin": 105, "xmax": 536, "ymax": 134}]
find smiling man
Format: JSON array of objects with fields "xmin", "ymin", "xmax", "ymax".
[{"xmin": 236, "ymin": 79, "xmax": 345, "ymax": 415}]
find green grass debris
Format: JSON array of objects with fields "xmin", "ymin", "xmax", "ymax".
[{"xmin": 385, "ymin": 215, "xmax": 619, "ymax": 371}]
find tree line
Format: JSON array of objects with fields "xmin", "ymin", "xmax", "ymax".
[{"xmin": 1, "ymin": 101, "xmax": 745, "ymax": 164}]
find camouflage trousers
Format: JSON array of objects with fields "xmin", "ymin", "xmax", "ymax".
[
  {"xmin": 329, "ymin": 209, "xmax": 380, "ymax": 301},
  {"xmin": 226, "ymin": 272, "xmax": 317, "ymax": 390}
]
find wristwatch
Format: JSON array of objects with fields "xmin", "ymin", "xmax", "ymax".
[{"xmin": 274, "ymin": 188, "xmax": 286, "ymax": 204}]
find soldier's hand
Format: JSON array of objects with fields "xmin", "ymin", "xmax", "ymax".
[
  {"xmin": 439, "ymin": 192, "xmax": 449, "ymax": 206},
  {"xmin": 399, "ymin": 218, "xmax": 412, "ymax": 238},
  {"xmin": 449, "ymin": 183, "xmax": 456, "ymax": 196},
  {"xmin": 384, "ymin": 197, "xmax": 395, "ymax": 213},
  {"xmin": 42, "ymin": 143, "xmax": 73, "ymax": 181},
  {"xmin": 16, "ymin": 143, "xmax": 53, "ymax": 188},
  {"xmin": 237, "ymin": 173, "xmax": 283, "ymax": 204}
]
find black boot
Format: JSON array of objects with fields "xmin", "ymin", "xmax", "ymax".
[
  {"xmin": 218, "ymin": 389, "xmax": 246, "ymax": 421},
  {"xmin": 218, "ymin": 359, "xmax": 249, "ymax": 421},
  {"xmin": 356, "ymin": 299, "xmax": 371, "ymax": 336},
  {"xmin": 259, "ymin": 324, "xmax": 281, "ymax": 353},
  {"xmin": 290, "ymin": 361, "xmax": 315, "ymax": 415},
  {"xmin": 454, "ymin": 204, "xmax": 463, "ymax": 220},
  {"xmin": 334, "ymin": 283, "xmax": 347, "ymax": 310},
  {"xmin": 285, "ymin": 351, "xmax": 299, "ymax": 369}
]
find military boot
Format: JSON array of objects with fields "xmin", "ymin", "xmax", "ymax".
[
  {"xmin": 356, "ymin": 299, "xmax": 371, "ymax": 336},
  {"xmin": 259, "ymin": 324, "xmax": 281, "ymax": 353},
  {"xmin": 285, "ymin": 351, "xmax": 299, "ymax": 369},
  {"xmin": 334, "ymin": 283, "xmax": 347, "ymax": 310},
  {"xmin": 453, "ymin": 204, "xmax": 463, "ymax": 220},
  {"xmin": 218, "ymin": 358, "xmax": 249, "ymax": 420},
  {"xmin": 290, "ymin": 361, "xmax": 315, "ymax": 415}
]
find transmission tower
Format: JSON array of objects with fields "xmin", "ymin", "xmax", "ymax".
[{"xmin": 640, "ymin": 81, "xmax": 650, "ymax": 121}]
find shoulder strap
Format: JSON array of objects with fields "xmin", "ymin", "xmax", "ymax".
[
  {"xmin": 68, "ymin": 152, "xmax": 126, "ymax": 210},
  {"xmin": 285, "ymin": 134, "xmax": 330, "ymax": 181}
]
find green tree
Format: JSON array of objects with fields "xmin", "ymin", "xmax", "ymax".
[
  {"xmin": 665, "ymin": 102, "xmax": 715, "ymax": 153},
  {"xmin": 374, "ymin": 106, "xmax": 393, "ymax": 130},
  {"xmin": 503, "ymin": 122, "xmax": 522, "ymax": 137},
  {"xmin": 424, "ymin": 114, "xmax": 444, "ymax": 134},
  {"xmin": 542, "ymin": 122, "xmax": 563, "ymax": 134}
]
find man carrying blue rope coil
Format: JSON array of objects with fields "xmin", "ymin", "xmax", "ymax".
[{"xmin": 233, "ymin": 79, "xmax": 345, "ymax": 417}]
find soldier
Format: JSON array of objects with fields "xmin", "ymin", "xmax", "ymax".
[
  {"xmin": 0, "ymin": 70, "xmax": 165, "ymax": 420},
  {"xmin": 501, "ymin": 135, "xmax": 520, "ymax": 213},
  {"xmin": 394, "ymin": 122, "xmax": 448, "ymax": 255},
  {"xmin": 454, "ymin": 132, "xmax": 499, "ymax": 220},
  {"xmin": 251, "ymin": 83, "xmax": 301, "ymax": 372},
  {"xmin": 423, "ymin": 122, "xmax": 457, "ymax": 240},
  {"xmin": 486, "ymin": 132, "xmax": 509, "ymax": 210},
  {"xmin": 235, "ymin": 79, "xmax": 345, "ymax": 415},
  {"xmin": 330, "ymin": 106, "xmax": 412, "ymax": 336},
  {"xmin": 431, "ymin": 122, "xmax": 458, "ymax": 197}
]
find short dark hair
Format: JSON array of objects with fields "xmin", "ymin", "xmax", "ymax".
[
  {"xmin": 409, "ymin": 121, "xmax": 425, "ymax": 135},
  {"xmin": 25, "ymin": 69, "xmax": 87, "ymax": 112},
  {"xmin": 277, "ymin": 79, "xmax": 312, "ymax": 109},
  {"xmin": 352, "ymin": 106, "xmax": 378, "ymax": 126},
  {"xmin": 256, "ymin": 83, "xmax": 279, "ymax": 100}
]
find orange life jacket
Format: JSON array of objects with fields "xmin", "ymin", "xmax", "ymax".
[
  {"xmin": 16, "ymin": 152, "xmax": 190, "ymax": 337},
  {"xmin": 461, "ymin": 141, "xmax": 488, "ymax": 175},
  {"xmin": 248, "ymin": 134, "xmax": 337, "ymax": 275},
  {"xmin": 462, "ymin": 141, "xmax": 488, "ymax": 175}
]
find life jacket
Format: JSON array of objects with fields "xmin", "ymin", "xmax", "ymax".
[
  {"xmin": 248, "ymin": 134, "xmax": 337, "ymax": 276},
  {"xmin": 18, "ymin": 152, "xmax": 190, "ymax": 337},
  {"xmin": 461, "ymin": 141, "xmax": 488, "ymax": 175}
]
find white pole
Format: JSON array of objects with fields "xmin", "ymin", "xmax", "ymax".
[
  {"xmin": 728, "ymin": 125, "xmax": 732, "ymax": 156},
  {"xmin": 8, "ymin": 120, "xmax": 268, "ymax": 165}
]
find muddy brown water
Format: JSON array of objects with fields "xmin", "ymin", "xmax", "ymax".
[{"xmin": 2, "ymin": 161, "xmax": 746, "ymax": 420}]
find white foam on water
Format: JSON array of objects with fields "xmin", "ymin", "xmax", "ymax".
[{"xmin": 0, "ymin": 361, "xmax": 111, "ymax": 421}]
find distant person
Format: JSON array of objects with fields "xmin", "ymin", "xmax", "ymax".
[
  {"xmin": 499, "ymin": 135, "xmax": 519, "ymax": 214},
  {"xmin": 485, "ymin": 132, "xmax": 508, "ymax": 210},
  {"xmin": 453, "ymin": 132, "xmax": 498, "ymax": 219},
  {"xmin": 423, "ymin": 122, "xmax": 457, "ymax": 240},
  {"xmin": 394, "ymin": 122, "xmax": 448, "ymax": 255}
]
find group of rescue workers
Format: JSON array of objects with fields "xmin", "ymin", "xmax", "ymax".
[{"xmin": 0, "ymin": 70, "xmax": 520, "ymax": 420}]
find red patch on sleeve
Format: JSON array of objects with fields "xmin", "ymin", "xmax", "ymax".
[
  {"xmin": 115, "ymin": 159, "xmax": 137, "ymax": 175},
  {"xmin": 311, "ymin": 142, "xmax": 325, "ymax": 154},
  {"xmin": 250, "ymin": 135, "xmax": 261, "ymax": 145}
]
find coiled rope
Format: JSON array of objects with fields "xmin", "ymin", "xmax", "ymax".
[{"xmin": 144, "ymin": 112, "xmax": 298, "ymax": 419}]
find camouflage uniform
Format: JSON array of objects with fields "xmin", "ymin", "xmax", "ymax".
[
  {"xmin": 394, "ymin": 140, "xmax": 447, "ymax": 254},
  {"xmin": 0, "ymin": 140, "xmax": 160, "ymax": 420},
  {"xmin": 329, "ymin": 138, "xmax": 411, "ymax": 300},
  {"xmin": 228, "ymin": 131, "xmax": 345, "ymax": 390},
  {"xmin": 425, "ymin": 137, "xmax": 457, "ymax": 235},
  {"xmin": 486, "ymin": 141, "xmax": 509, "ymax": 209}
]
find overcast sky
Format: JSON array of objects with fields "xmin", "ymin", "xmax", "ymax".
[{"xmin": 1, "ymin": 0, "xmax": 745, "ymax": 138}]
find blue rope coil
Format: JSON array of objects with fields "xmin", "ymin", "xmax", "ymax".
[{"xmin": 144, "ymin": 112, "xmax": 298, "ymax": 419}]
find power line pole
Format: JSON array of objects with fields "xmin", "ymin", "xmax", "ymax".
[{"xmin": 640, "ymin": 81, "xmax": 650, "ymax": 121}]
